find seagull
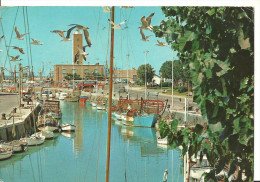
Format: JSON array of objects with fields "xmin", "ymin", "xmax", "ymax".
[
  {"xmin": 108, "ymin": 19, "xmax": 127, "ymax": 30},
  {"xmin": 103, "ymin": 6, "xmax": 111, "ymax": 13},
  {"xmin": 156, "ymin": 40, "xmax": 168, "ymax": 47},
  {"xmin": 140, "ymin": 28, "xmax": 152, "ymax": 42},
  {"xmin": 121, "ymin": 6, "xmax": 134, "ymax": 9},
  {"xmin": 51, "ymin": 30, "xmax": 71, "ymax": 41},
  {"xmin": 140, "ymin": 13, "xmax": 155, "ymax": 31},
  {"xmin": 10, "ymin": 55, "xmax": 22, "ymax": 62},
  {"xmin": 7, "ymin": 46, "xmax": 25, "ymax": 54},
  {"xmin": 15, "ymin": 27, "xmax": 29, "ymax": 40},
  {"xmin": 163, "ymin": 169, "xmax": 168, "ymax": 182},
  {"xmin": 67, "ymin": 24, "xmax": 92, "ymax": 47},
  {"xmin": 31, "ymin": 38, "xmax": 43, "ymax": 45},
  {"xmin": 77, "ymin": 45, "xmax": 89, "ymax": 60}
]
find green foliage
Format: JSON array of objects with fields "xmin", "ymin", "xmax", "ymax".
[
  {"xmin": 159, "ymin": 60, "xmax": 190, "ymax": 83},
  {"xmin": 155, "ymin": 7, "xmax": 254, "ymax": 181},
  {"xmin": 64, "ymin": 73, "xmax": 82, "ymax": 81},
  {"xmin": 177, "ymin": 86, "xmax": 187, "ymax": 93},
  {"xmin": 162, "ymin": 82, "xmax": 172, "ymax": 87},
  {"xmin": 137, "ymin": 64, "xmax": 155, "ymax": 85}
]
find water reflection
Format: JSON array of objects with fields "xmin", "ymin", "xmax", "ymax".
[{"xmin": 0, "ymin": 101, "xmax": 184, "ymax": 182}]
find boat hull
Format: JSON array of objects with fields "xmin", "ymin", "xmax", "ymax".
[
  {"xmin": 122, "ymin": 114, "xmax": 157, "ymax": 128},
  {"xmin": 21, "ymin": 135, "xmax": 45, "ymax": 146},
  {"xmin": 0, "ymin": 150, "xmax": 13, "ymax": 160},
  {"xmin": 62, "ymin": 124, "xmax": 76, "ymax": 132}
]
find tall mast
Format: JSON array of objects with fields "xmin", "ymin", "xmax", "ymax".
[
  {"xmin": 106, "ymin": 6, "xmax": 115, "ymax": 182},
  {"xmin": 126, "ymin": 54, "xmax": 129, "ymax": 99}
]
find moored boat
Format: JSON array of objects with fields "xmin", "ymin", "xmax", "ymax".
[
  {"xmin": 157, "ymin": 136, "xmax": 168, "ymax": 145},
  {"xmin": 79, "ymin": 96, "xmax": 88, "ymax": 102},
  {"xmin": 61, "ymin": 123, "xmax": 76, "ymax": 132},
  {"xmin": 5, "ymin": 140, "xmax": 28, "ymax": 153},
  {"xmin": 0, "ymin": 148, "xmax": 13, "ymax": 160},
  {"xmin": 21, "ymin": 134, "xmax": 45, "ymax": 146},
  {"xmin": 41, "ymin": 130, "xmax": 55, "ymax": 139},
  {"xmin": 121, "ymin": 114, "xmax": 158, "ymax": 128}
]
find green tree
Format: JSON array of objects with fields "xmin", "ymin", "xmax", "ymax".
[
  {"xmin": 64, "ymin": 73, "xmax": 82, "ymax": 81},
  {"xmin": 137, "ymin": 64, "xmax": 155, "ymax": 86},
  {"xmin": 154, "ymin": 7, "xmax": 254, "ymax": 181},
  {"xmin": 160, "ymin": 60, "xmax": 190, "ymax": 84}
]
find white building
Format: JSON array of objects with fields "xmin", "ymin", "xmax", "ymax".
[{"xmin": 152, "ymin": 75, "xmax": 161, "ymax": 85}]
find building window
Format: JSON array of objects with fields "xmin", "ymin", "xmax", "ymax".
[
  {"xmin": 84, "ymin": 69, "xmax": 89, "ymax": 74},
  {"xmin": 72, "ymin": 69, "xmax": 76, "ymax": 74},
  {"xmin": 62, "ymin": 69, "xmax": 66, "ymax": 74},
  {"xmin": 94, "ymin": 69, "xmax": 98, "ymax": 74},
  {"xmin": 133, "ymin": 75, "xmax": 137, "ymax": 81}
]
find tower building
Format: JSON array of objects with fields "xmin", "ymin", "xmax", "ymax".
[{"xmin": 73, "ymin": 30, "xmax": 83, "ymax": 65}]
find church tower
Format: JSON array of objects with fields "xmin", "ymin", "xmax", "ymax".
[{"xmin": 73, "ymin": 30, "xmax": 83, "ymax": 65}]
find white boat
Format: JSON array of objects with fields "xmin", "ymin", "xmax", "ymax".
[
  {"xmin": 61, "ymin": 123, "xmax": 76, "ymax": 132},
  {"xmin": 41, "ymin": 131, "xmax": 54, "ymax": 139},
  {"xmin": 190, "ymin": 166, "xmax": 213, "ymax": 180},
  {"xmin": 115, "ymin": 118, "xmax": 122, "ymax": 125},
  {"xmin": 21, "ymin": 134, "xmax": 45, "ymax": 146},
  {"xmin": 0, "ymin": 149, "xmax": 13, "ymax": 160},
  {"xmin": 59, "ymin": 92, "xmax": 68, "ymax": 100},
  {"xmin": 4, "ymin": 140, "xmax": 28, "ymax": 153},
  {"xmin": 157, "ymin": 136, "xmax": 169, "ymax": 145},
  {"xmin": 96, "ymin": 105, "xmax": 106, "ymax": 110},
  {"xmin": 91, "ymin": 102, "xmax": 97, "ymax": 107}
]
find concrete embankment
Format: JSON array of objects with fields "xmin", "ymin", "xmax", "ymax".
[{"xmin": 0, "ymin": 103, "xmax": 41, "ymax": 142}]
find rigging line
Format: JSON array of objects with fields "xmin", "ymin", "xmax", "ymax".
[
  {"xmin": 22, "ymin": 7, "xmax": 31, "ymax": 71},
  {"xmin": 3, "ymin": 7, "xmax": 19, "ymax": 72},
  {"xmin": 26, "ymin": 7, "xmax": 34, "ymax": 78}
]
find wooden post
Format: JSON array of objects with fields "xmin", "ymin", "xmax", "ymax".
[{"xmin": 106, "ymin": 6, "xmax": 115, "ymax": 182}]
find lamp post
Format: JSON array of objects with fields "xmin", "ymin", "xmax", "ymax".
[
  {"xmin": 144, "ymin": 51, "xmax": 149, "ymax": 100},
  {"xmin": 171, "ymin": 49, "xmax": 174, "ymax": 108},
  {"xmin": 159, "ymin": 72, "xmax": 162, "ymax": 93}
]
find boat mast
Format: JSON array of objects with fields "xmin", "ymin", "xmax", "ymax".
[{"xmin": 106, "ymin": 6, "xmax": 115, "ymax": 182}]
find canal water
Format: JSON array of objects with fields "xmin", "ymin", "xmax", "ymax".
[{"xmin": 0, "ymin": 101, "xmax": 183, "ymax": 182}]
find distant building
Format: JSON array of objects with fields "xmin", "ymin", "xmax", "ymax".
[
  {"xmin": 152, "ymin": 75, "xmax": 161, "ymax": 85},
  {"xmin": 53, "ymin": 30, "xmax": 104, "ymax": 83},
  {"xmin": 113, "ymin": 68, "xmax": 137, "ymax": 83}
]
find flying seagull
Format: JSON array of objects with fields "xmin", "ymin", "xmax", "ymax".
[
  {"xmin": 15, "ymin": 27, "xmax": 29, "ymax": 40},
  {"xmin": 156, "ymin": 40, "xmax": 168, "ymax": 47},
  {"xmin": 103, "ymin": 6, "xmax": 111, "ymax": 13},
  {"xmin": 140, "ymin": 28, "xmax": 152, "ymax": 42},
  {"xmin": 67, "ymin": 24, "xmax": 92, "ymax": 47},
  {"xmin": 108, "ymin": 19, "xmax": 127, "ymax": 30},
  {"xmin": 163, "ymin": 169, "xmax": 168, "ymax": 182},
  {"xmin": 78, "ymin": 45, "xmax": 89, "ymax": 60},
  {"xmin": 140, "ymin": 13, "xmax": 155, "ymax": 31},
  {"xmin": 7, "ymin": 46, "xmax": 25, "ymax": 54},
  {"xmin": 51, "ymin": 30, "xmax": 71, "ymax": 41},
  {"xmin": 74, "ymin": 45, "xmax": 89, "ymax": 63},
  {"xmin": 31, "ymin": 38, "xmax": 44, "ymax": 45},
  {"xmin": 10, "ymin": 55, "xmax": 22, "ymax": 62}
]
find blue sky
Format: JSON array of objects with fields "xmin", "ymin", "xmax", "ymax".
[{"xmin": 0, "ymin": 6, "xmax": 177, "ymax": 76}]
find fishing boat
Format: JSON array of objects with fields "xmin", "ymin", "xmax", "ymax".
[
  {"xmin": 40, "ymin": 131, "xmax": 55, "ymax": 140},
  {"xmin": 0, "ymin": 148, "xmax": 13, "ymax": 160},
  {"xmin": 21, "ymin": 134, "xmax": 45, "ymax": 146},
  {"xmin": 61, "ymin": 123, "xmax": 76, "ymax": 132},
  {"xmin": 59, "ymin": 92, "xmax": 68, "ymax": 100},
  {"xmin": 121, "ymin": 113, "xmax": 158, "ymax": 128},
  {"xmin": 79, "ymin": 96, "xmax": 88, "ymax": 102},
  {"xmin": 4, "ymin": 140, "xmax": 28, "ymax": 153},
  {"xmin": 91, "ymin": 102, "xmax": 97, "ymax": 107}
]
